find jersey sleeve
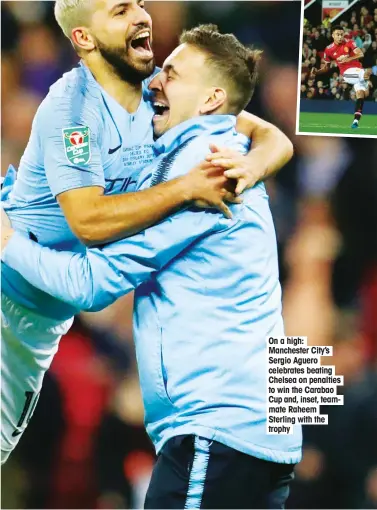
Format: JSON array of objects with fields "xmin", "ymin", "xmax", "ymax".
[
  {"xmin": 150, "ymin": 134, "xmax": 247, "ymax": 187},
  {"xmin": 2, "ymin": 207, "xmax": 226, "ymax": 312},
  {"xmin": 348, "ymin": 40, "xmax": 357, "ymax": 51},
  {"xmin": 2, "ymin": 139, "xmax": 231, "ymax": 311},
  {"xmin": 36, "ymin": 95, "xmax": 106, "ymax": 198}
]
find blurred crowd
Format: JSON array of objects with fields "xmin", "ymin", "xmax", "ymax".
[
  {"xmin": 1, "ymin": 1, "xmax": 377, "ymax": 509},
  {"xmin": 301, "ymin": 0, "xmax": 377, "ymax": 100}
]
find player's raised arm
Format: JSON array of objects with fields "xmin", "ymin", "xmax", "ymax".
[
  {"xmin": 2, "ymin": 201, "xmax": 225, "ymax": 311},
  {"xmin": 206, "ymin": 111, "xmax": 294, "ymax": 194},
  {"xmin": 310, "ymin": 45, "xmax": 331, "ymax": 77},
  {"xmin": 1, "ymin": 138, "xmax": 240, "ymax": 311},
  {"xmin": 310, "ymin": 61, "xmax": 330, "ymax": 77},
  {"xmin": 39, "ymin": 98, "xmax": 232, "ymax": 247},
  {"xmin": 57, "ymin": 164, "xmax": 235, "ymax": 246}
]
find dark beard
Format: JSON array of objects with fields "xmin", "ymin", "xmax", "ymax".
[{"xmin": 96, "ymin": 39, "xmax": 155, "ymax": 85}]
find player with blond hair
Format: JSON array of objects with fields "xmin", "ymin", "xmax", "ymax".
[
  {"xmin": 3, "ymin": 25, "xmax": 300, "ymax": 507},
  {"xmin": 1, "ymin": 0, "xmax": 293, "ymax": 464}
]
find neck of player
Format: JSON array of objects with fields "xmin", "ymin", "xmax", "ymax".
[{"xmin": 86, "ymin": 58, "xmax": 143, "ymax": 114}]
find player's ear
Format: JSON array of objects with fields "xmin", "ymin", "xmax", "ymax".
[
  {"xmin": 200, "ymin": 87, "xmax": 227, "ymax": 115},
  {"xmin": 71, "ymin": 27, "xmax": 96, "ymax": 52}
]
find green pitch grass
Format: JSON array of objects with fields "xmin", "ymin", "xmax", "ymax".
[{"xmin": 299, "ymin": 112, "xmax": 377, "ymax": 136}]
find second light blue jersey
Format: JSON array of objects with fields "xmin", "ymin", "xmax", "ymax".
[
  {"xmin": 3, "ymin": 116, "xmax": 302, "ymax": 464},
  {"xmin": 2, "ymin": 62, "xmax": 156, "ymax": 319}
]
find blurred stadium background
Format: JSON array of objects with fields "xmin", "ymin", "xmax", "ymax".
[
  {"xmin": 302, "ymin": 0, "xmax": 377, "ymax": 101},
  {"xmin": 300, "ymin": 0, "xmax": 377, "ymax": 134},
  {"xmin": 1, "ymin": 1, "xmax": 377, "ymax": 508}
]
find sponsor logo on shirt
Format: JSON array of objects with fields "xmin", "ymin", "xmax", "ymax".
[{"xmin": 62, "ymin": 126, "xmax": 91, "ymax": 165}]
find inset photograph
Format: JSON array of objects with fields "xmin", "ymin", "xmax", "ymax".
[{"xmin": 298, "ymin": 0, "xmax": 377, "ymax": 137}]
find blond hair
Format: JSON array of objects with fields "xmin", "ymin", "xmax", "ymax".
[{"xmin": 54, "ymin": 0, "xmax": 92, "ymax": 39}]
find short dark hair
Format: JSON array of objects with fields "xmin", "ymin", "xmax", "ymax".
[
  {"xmin": 332, "ymin": 25, "xmax": 344, "ymax": 33},
  {"xmin": 179, "ymin": 24, "xmax": 262, "ymax": 114}
]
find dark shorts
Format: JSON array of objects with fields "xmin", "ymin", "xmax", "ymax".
[{"xmin": 145, "ymin": 435, "xmax": 295, "ymax": 509}]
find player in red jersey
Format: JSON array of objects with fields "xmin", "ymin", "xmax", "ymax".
[{"xmin": 311, "ymin": 25, "xmax": 372, "ymax": 129}]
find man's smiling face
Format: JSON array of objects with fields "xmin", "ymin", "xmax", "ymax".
[
  {"xmin": 89, "ymin": 0, "xmax": 155, "ymax": 82},
  {"xmin": 149, "ymin": 43, "xmax": 226, "ymax": 138}
]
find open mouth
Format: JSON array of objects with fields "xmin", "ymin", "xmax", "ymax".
[
  {"xmin": 153, "ymin": 101, "xmax": 170, "ymax": 118},
  {"xmin": 130, "ymin": 30, "xmax": 152, "ymax": 56}
]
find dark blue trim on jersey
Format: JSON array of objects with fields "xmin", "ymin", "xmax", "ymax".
[{"xmin": 151, "ymin": 137, "xmax": 196, "ymax": 187}]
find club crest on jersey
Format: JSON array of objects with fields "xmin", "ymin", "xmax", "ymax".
[
  {"xmin": 62, "ymin": 126, "xmax": 91, "ymax": 165},
  {"xmin": 344, "ymin": 47, "xmax": 349, "ymax": 53}
]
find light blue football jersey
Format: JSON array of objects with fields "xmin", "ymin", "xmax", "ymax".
[
  {"xmin": 3, "ymin": 116, "xmax": 302, "ymax": 464},
  {"xmin": 2, "ymin": 62, "xmax": 156, "ymax": 319}
]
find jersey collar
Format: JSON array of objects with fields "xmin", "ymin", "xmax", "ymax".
[
  {"xmin": 78, "ymin": 60, "xmax": 98, "ymax": 87},
  {"xmin": 78, "ymin": 60, "xmax": 147, "ymax": 115},
  {"xmin": 153, "ymin": 115, "xmax": 238, "ymax": 156}
]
